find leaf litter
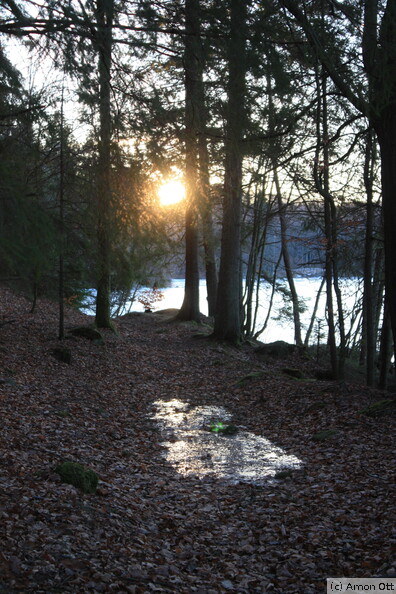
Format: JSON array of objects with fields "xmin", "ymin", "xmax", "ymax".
[{"xmin": 0, "ymin": 286, "xmax": 394, "ymax": 593}]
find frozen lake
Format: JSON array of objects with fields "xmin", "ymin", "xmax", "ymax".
[
  {"xmin": 83, "ymin": 277, "xmax": 361, "ymax": 345},
  {"xmin": 133, "ymin": 277, "xmax": 361, "ymax": 344}
]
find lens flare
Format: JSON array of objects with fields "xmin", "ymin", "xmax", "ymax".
[{"xmin": 158, "ymin": 180, "xmax": 185, "ymax": 206}]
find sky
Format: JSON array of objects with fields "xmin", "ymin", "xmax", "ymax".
[{"xmin": 5, "ymin": 34, "xmax": 89, "ymax": 140}]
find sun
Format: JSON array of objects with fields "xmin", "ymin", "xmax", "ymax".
[{"xmin": 158, "ymin": 180, "xmax": 185, "ymax": 206}]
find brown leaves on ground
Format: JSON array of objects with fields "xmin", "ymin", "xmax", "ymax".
[{"xmin": 0, "ymin": 286, "xmax": 394, "ymax": 593}]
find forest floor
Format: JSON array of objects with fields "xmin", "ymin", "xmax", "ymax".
[{"xmin": 0, "ymin": 286, "xmax": 394, "ymax": 593}]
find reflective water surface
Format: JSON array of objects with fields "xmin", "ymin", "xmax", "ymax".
[{"xmin": 153, "ymin": 399, "xmax": 303, "ymax": 484}]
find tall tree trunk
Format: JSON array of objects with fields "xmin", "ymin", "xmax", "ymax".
[
  {"xmin": 58, "ymin": 86, "xmax": 65, "ymax": 340},
  {"xmin": 323, "ymin": 200, "xmax": 338, "ymax": 378},
  {"xmin": 176, "ymin": 207, "xmax": 200, "ymax": 321},
  {"xmin": 312, "ymin": 69, "xmax": 345, "ymax": 379},
  {"xmin": 319, "ymin": 73, "xmax": 346, "ymax": 379},
  {"xmin": 367, "ymin": 0, "xmax": 396, "ymax": 364},
  {"xmin": 213, "ymin": 0, "xmax": 247, "ymax": 343},
  {"xmin": 378, "ymin": 298, "xmax": 392, "ymax": 390},
  {"xmin": 274, "ymin": 172, "xmax": 302, "ymax": 347},
  {"xmin": 176, "ymin": 0, "xmax": 201, "ymax": 323},
  {"xmin": 313, "ymin": 68, "xmax": 339, "ymax": 378},
  {"xmin": 195, "ymin": 36, "xmax": 218, "ymax": 317},
  {"xmin": 373, "ymin": 247, "xmax": 385, "ymax": 353},
  {"xmin": 197, "ymin": 133, "xmax": 218, "ymax": 317},
  {"xmin": 374, "ymin": 109, "xmax": 396, "ymax": 365},
  {"xmin": 266, "ymin": 73, "xmax": 302, "ymax": 346},
  {"xmin": 95, "ymin": 0, "xmax": 114, "ymax": 329},
  {"xmin": 304, "ymin": 275, "xmax": 326, "ymax": 347},
  {"xmin": 242, "ymin": 178, "xmax": 270, "ymax": 338},
  {"xmin": 361, "ymin": 128, "xmax": 376, "ymax": 385}
]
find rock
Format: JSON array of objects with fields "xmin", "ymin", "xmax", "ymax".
[
  {"xmin": 51, "ymin": 347, "xmax": 72, "ymax": 364},
  {"xmin": 312, "ymin": 429, "xmax": 339, "ymax": 442},
  {"xmin": 281, "ymin": 367, "xmax": 304, "ymax": 379},
  {"xmin": 155, "ymin": 308, "xmax": 179, "ymax": 316},
  {"xmin": 68, "ymin": 326, "xmax": 103, "ymax": 342},
  {"xmin": 255, "ymin": 340, "xmax": 296, "ymax": 359},
  {"xmin": 314, "ymin": 369, "xmax": 335, "ymax": 380},
  {"xmin": 233, "ymin": 371, "xmax": 269, "ymax": 386},
  {"xmin": 305, "ymin": 401, "xmax": 326, "ymax": 413},
  {"xmin": 359, "ymin": 399, "xmax": 396, "ymax": 417},
  {"xmin": 274, "ymin": 469, "xmax": 294, "ymax": 479},
  {"xmin": 0, "ymin": 377, "xmax": 16, "ymax": 385}
]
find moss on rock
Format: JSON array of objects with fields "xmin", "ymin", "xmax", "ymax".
[
  {"xmin": 255, "ymin": 340, "xmax": 296, "ymax": 359},
  {"xmin": 305, "ymin": 401, "xmax": 327, "ymax": 413},
  {"xmin": 68, "ymin": 326, "xmax": 103, "ymax": 342},
  {"xmin": 55, "ymin": 461, "xmax": 98, "ymax": 494},
  {"xmin": 360, "ymin": 399, "xmax": 396, "ymax": 417},
  {"xmin": 281, "ymin": 367, "xmax": 305, "ymax": 379},
  {"xmin": 274, "ymin": 469, "xmax": 294, "ymax": 480},
  {"xmin": 233, "ymin": 371, "xmax": 269, "ymax": 386},
  {"xmin": 312, "ymin": 429, "xmax": 339, "ymax": 442}
]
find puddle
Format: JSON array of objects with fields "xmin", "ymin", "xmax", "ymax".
[{"xmin": 152, "ymin": 399, "xmax": 302, "ymax": 484}]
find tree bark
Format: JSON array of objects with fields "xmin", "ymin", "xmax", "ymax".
[
  {"xmin": 266, "ymin": 72, "xmax": 302, "ymax": 346},
  {"xmin": 58, "ymin": 86, "xmax": 65, "ymax": 340},
  {"xmin": 95, "ymin": 0, "xmax": 114, "ymax": 329},
  {"xmin": 361, "ymin": 128, "xmax": 376, "ymax": 385},
  {"xmin": 194, "ymin": 31, "xmax": 218, "ymax": 317},
  {"xmin": 274, "ymin": 173, "xmax": 303, "ymax": 347},
  {"xmin": 197, "ymin": 131, "xmax": 218, "ymax": 317},
  {"xmin": 375, "ymin": 109, "xmax": 396, "ymax": 360},
  {"xmin": 369, "ymin": 0, "xmax": 396, "ymax": 363},
  {"xmin": 242, "ymin": 178, "xmax": 271, "ymax": 339},
  {"xmin": 312, "ymin": 68, "xmax": 339, "ymax": 378},
  {"xmin": 177, "ymin": 205, "xmax": 200, "ymax": 322},
  {"xmin": 213, "ymin": 0, "xmax": 247, "ymax": 343},
  {"xmin": 378, "ymin": 298, "xmax": 392, "ymax": 390},
  {"xmin": 175, "ymin": 0, "xmax": 201, "ymax": 323}
]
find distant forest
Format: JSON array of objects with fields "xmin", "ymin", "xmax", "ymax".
[{"xmin": 1, "ymin": 0, "xmax": 396, "ymax": 386}]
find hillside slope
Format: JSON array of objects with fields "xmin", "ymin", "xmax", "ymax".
[{"xmin": 0, "ymin": 287, "xmax": 394, "ymax": 593}]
